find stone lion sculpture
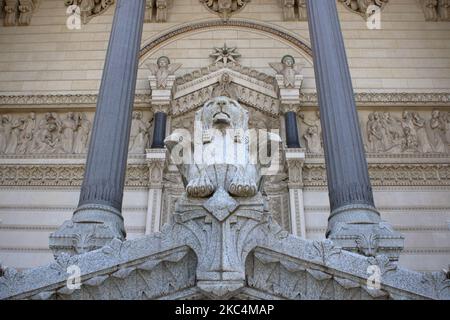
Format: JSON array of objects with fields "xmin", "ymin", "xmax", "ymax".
[{"xmin": 165, "ymin": 96, "xmax": 280, "ymax": 200}]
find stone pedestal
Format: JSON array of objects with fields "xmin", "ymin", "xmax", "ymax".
[
  {"xmin": 285, "ymin": 148, "xmax": 306, "ymax": 237},
  {"xmin": 50, "ymin": 0, "xmax": 146, "ymax": 256},
  {"xmin": 145, "ymin": 148, "xmax": 166, "ymax": 234},
  {"xmin": 305, "ymin": 0, "xmax": 403, "ymax": 260}
]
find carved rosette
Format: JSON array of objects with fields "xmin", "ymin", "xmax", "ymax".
[{"xmin": 199, "ymin": 0, "xmax": 251, "ymax": 20}]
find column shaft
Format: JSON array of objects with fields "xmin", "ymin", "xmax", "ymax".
[
  {"xmin": 285, "ymin": 111, "xmax": 301, "ymax": 148},
  {"xmin": 151, "ymin": 112, "xmax": 168, "ymax": 148},
  {"xmin": 305, "ymin": 0, "xmax": 403, "ymax": 259},
  {"xmin": 50, "ymin": 0, "xmax": 146, "ymax": 256}
]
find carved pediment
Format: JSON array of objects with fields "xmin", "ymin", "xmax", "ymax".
[{"xmin": 171, "ymin": 62, "xmax": 280, "ymax": 117}]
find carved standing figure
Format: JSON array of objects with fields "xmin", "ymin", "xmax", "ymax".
[
  {"xmin": 129, "ymin": 111, "xmax": 151, "ymax": 154},
  {"xmin": 16, "ymin": 112, "xmax": 36, "ymax": 154},
  {"xmin": 61, "ymin": 112, "xmax": 78, "ymax": 154},
  {"xmin": 422, "ymin": 0, "xmax": 439, "ymax": 21},
  {"xmin": 281, "ymin": 0, "xmax": 296, "ymax": 21},
  {"xmin": 33, "ymin": 112, "xmax": 64, "ymax": 154},
  {"xmin": 4, "ymin": 0, "xmax": 18, "ymax": 26},
  {"xmin": 299, "ymin": 111, "xmax": 322, "ymax": 152},
  {"xmin": 429, "ymin": 109, "xmax": 447, "ymax": 153},
  {"xmin": 304, "ymin": 126, "xmax": 322, "ymax": 153},
  {"xmin": 146, "ymin": 56, "xmax": 182, "ymax": 89},
  {"xmin": 4, "ymin": 115, "xmax": 23, "ymax": 154},
  {"xmin": 298, "ymin": 0, "xmax": 307, "ymax": 20},
  {"xmin": 0, "ymin": 115, "xmax": 10, "ymax": 153},
  {"xmin": 411, "ymin": 112, "xmax": 432, "ymax": 153},
  {"xmin": 18, "ymin": 0, "xmax": 36, "ymax": 26},
  {"xmin": 73, "ymin": 113, "xmax": 91, "ymax": 154},
  {"xmin": 400, "ymin": 111, "xmax": 418, "ymax": 152},
  {"xmin": 155, "ymin": 0, "xmax": 168, "ymax": 22}
]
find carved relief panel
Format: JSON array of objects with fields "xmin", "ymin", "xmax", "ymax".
[
  {"xmin": 0, "ymin": 110, "xmax": 153, "ymax": 156},
  {"xmin": 298, "ymin": 108, "xmax": 450, "ymax": 155}
]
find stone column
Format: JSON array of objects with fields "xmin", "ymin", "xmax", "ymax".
[
  {"xmin": 305, "ymin": 0, "xmax": 403, "ymax": 260},
  {"xmin": 151, "ymin": 111, "xmax": 168, "ymax": 148},
  {"xmin": 145, "ymin": 149, "xmax": 166, "ymax": 234},
  {"xmin": 50, "ymin": 0, "xmax": 146, "ymax": 256},
  {"xmin": 284, "ymin": 111, "xmax": 301, "ymax": 148}
]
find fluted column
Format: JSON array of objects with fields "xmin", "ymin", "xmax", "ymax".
[
  {"xmin": 306, "ymin": 0, "xmax": 403, "ymax": 260},
  {"xmin": 50, "ymin": 0, "xmax": 146, "ymax": 256}
]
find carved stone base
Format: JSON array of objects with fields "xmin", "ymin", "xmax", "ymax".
[
  {"xmin": 328, "ymin": 220, "xmax": 404, "ymax": 261},
  {"xmin": 49, "ymin": 204, "xmax": 125, "ymax": 257},
  {"xmin": 173, "ymin": 192, "xmax": 272, "ymax": 297}
]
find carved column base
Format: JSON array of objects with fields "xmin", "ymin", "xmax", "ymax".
[
  {"xmin": 49, "ymin": 204, "xmax": 125, "ymax": 257},
  {"xmin": 327, "ymin": 205, "xmax": 404, "ymax": 261}
]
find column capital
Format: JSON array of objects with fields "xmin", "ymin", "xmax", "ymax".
[
  {"xmin": 151, "ymin": 103, "xmax": 171, "ymax": 114},
  {"xmin": 281, "ymin": 104, "xmax": 300, "ymax": 114}
]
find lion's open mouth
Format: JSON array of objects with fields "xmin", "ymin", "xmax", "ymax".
[{"xmin": 213, "ymin": 112, "xmax": 231, "ymax": 125}]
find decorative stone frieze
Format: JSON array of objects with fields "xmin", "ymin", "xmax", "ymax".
[
  {"xmin": 3, "ymin": 0, "xmax": 39, "ymax": 26},
  {"xmin": 278, "ymin": 0, "xmax": 307, "ymax": 21},
  {"xmin": 339, "ymin": 0, "xmax": 389, "ymax": 18},
  {"xmin": 199, "ymin": 0, "xmax": 251, "ymax": 20},
  {"xmin": 420, "ymin": 0, "xmax": 450, "ymax": 21},
  {"xmin": 144, "ymin": 0, "xmax": 171, "ymax": 23},
  {"xmin": 0, "ymin": 111, "xmax": 153, "ymax": 156},
  {"xmin": 64, "ymin": 0, "xmax": 114, "ymax": 24},
  {"xmin": 2, "ymin": 92, "xmax": 449, "ymax": 109}
]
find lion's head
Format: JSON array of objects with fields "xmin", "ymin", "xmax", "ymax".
[{"xmin": 196, "ymin": 96, "xmax": 248, "ymax": 131}]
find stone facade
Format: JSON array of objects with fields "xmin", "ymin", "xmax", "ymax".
[{"xmin": 0, "ymin": 0, "xmax": 449, "ymax": 280}]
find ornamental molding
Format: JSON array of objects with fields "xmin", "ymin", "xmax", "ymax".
[
  {"xmin": 0, "ymin": 162, "xmax": 449, "ymax": 187},
  {"xmin": 302, "ymin": 163, "xmax": 450, "ymax": 187},
  {"xmin": 171, "ymin": 63, "xmax": 280, "ymax": 117},
  {"xmin": 139, "ymin": 19, "xmax": 313, "ymax": 61},
  {"xmin": 1, "ymin": 93, "xmax": 449, "ymax": 109}
]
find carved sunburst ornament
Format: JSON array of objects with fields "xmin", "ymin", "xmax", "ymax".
[
  {"xmin": 210, "ymin": 44, "xmax": 241, "ymax": 64},
  {"xmin": 199, "ymin": 0, "xmax": 251, "ymax": 20}
]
